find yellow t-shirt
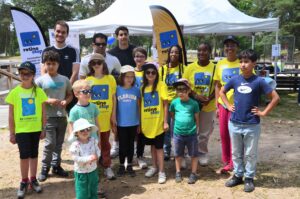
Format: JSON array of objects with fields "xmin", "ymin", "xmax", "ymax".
[
  {"xmin": 141, "ymin": 82, "xmax": 168, "ymax": 138},
  {"xmin": 213, "ymin": 58, "xmax": 240, "ymax": 106},
  {"xmin": 159, "ymin": 64, "xmax": 185, "ymax": 102},
  {"xmin": 86, "ymin": 75, "xmax": 117, "ymax": 132},
  {"xmin": 184, "ymin": 61, "xmax": 216, "ymax": 112},
  {"xmin": 5, "ymin": 85, "xmax": 48, "ymax": 133},
  {"xmin": 134, "ymin": 70, "xmax": 143, "ymax": 89}
]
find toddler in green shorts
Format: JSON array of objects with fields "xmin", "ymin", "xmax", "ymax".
[{"xmin": 69, "ymin": 118, "xmax": 100, "ymax": 199}]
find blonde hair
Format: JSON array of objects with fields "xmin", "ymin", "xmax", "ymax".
[{"xmin": 72, "ymin": 79, "xmax": 90, "ymax": 93}]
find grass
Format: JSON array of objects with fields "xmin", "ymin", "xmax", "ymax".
[{"xmin": 267, "ymin": 91, "xmax": 300, "ymax": 120}]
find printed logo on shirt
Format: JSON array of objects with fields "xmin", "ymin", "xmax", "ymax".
[
  {"xmin": 194, "ymin": 72, "xmax": 210, "ymax": 86},
  {"xmin": 135, "ymin": 76, "xmax": 143, "ymax": 88},
  {"xmin": 64, "ymin": 55, "xmax": 69, "ymax": 60},
  {"xmin": 91, "ymin": 85, "xmax": 109, "ymax": 100},
  {"xmin": 144, "ymin": 92, "xmax": 160, "ymax": 115},
  {"xmin": 237, "ymin": 85, "xmax": 252, "ymax": 94},
  {"xmin": 47, "ymin": 81, "xmax": 64, "ymax": 89},
  {"xmin": 165, "ymin": 72, "xmax": 179, "ymax": 86},
  {"xmin": 222, "ymin": 68, "xmax": 239, "ymax": 83},
  {"xmin": 22, "ymin": 98, "xmax": 36, "ymax": 116},
  {"xmin": 118, "ymin": 94, "xmax": 137, "ymax": 102}
]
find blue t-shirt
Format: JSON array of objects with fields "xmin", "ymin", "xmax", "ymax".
[
  {"xmin": 116, "ymin": 86, "xmax": 140, "ymax": 127},
  {"xmin": 169, "ymin": 98, "xmax": 200, "ymax": 135},
  {"xmin": 224, "ymin": 75, "xmax": 273, "ymax": 124}
]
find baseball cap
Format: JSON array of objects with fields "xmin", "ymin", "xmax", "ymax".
[
  {"xmin": 120, "ymin": 65, "xmax": 135, "ymax": 73},
  {"xmin": 18, "ymin": 61, "xmax": 36, "ymax": 74},
  {"xmin": 173, "ymin": 78, "xmax": 191, "ymax": 89},
  {"xmin": 89, "ymin": 53, "xmax": 105, "ymax": 62},
  {"xmin": 223, "ymin": 35, "xmax": 239, "ymax": 46},
  {"xmin": 142, "ymin": 63, "xmax": 158, "ymax": 71}
]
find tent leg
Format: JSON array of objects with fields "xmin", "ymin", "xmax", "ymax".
[
  {"xmin": 251, "ymin": 33, "xmax": 255, "ymax": 49},
  {"xmin": 274, "ymin": 31, "xmax": 279, "ymax": 82}
]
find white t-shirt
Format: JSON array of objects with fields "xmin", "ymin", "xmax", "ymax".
[
  {"xmin": 69, "ymin": 137, "xmax": 100, "ymax": 173},
  {"xmin": 79, "ymin": 52, "xmax": 121, "ymax": 77}
]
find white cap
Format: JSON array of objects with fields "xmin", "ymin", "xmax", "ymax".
[
  {"xmin": 68, "ymin": 118, "xmax": 98, "ymax": 142},
  {"xmin": 120, "ymin": 65, "xmax": 135, "ymax": 74}
]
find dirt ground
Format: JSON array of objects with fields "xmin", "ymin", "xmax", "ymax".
[{"xmin": 0, "ymin": 114, "xmax": 299, "ymax": 199}]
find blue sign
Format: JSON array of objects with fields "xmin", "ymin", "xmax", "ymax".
[
  {"xmin": 159, "ymin": 30, "xmax": 178, "ymax": 49},
  {"xmin": 20, "ymin": 31, "xmax": 41, "ymax": 47}
]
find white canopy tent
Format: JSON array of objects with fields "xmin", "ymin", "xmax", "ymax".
[{"xmin": 67, "ymin": 0, "xmax": 279, "ymax": 36}]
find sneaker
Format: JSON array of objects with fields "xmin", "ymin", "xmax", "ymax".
[
  {"xmin": 199, "ymin": 153, "xmax": 209, "ymax": 166},
  {"xmin": 52, "ymin": 165, "xmax": 69, "ymax": 177},
  {"xmin": 110, "ymin": 142, "xmax": 119, "ymax": 158},
  {"xmin": 137, "ymin": 157, "xmax": 148, "ymax": 169},
  {"xmin": 225, "ymin": 175, "xmax": 243, "ymax": 187},
  {"xmin": 117, "ymin": 165, "xmax": 125, "ymax": 177},
  {"xmin": 38, "ymin": 167, "xmax": 49, "ymax": 182},
  {"xmin": 175, "ymin": 172, "xmax": 183, "ymax": 183},
  {"xmin": 181, "ymin": 158, "xmax": 187, "ymax": 170},
  {"xmin": 188, "ymin": 173, "xmax": 198, "ymax": 184},
  {"xmin": 244, "ymin": 178, "xmax": 255, "ymax": 192},
  {"xmin": 105, "ymin": 167, "xmax": 116, "ymax": 180},
  {"xmin": 17, "ymin": 182, "xmax": 28, "ymax": 199},
  {"xmin": 30, "ymin": 179, "xmax": 42, "ymax": 193},
  {"xmin": 126, "ymin": 165, "xmax": 136, "ymax": 177},
  {"xmin": 145, "ymin": 167, "xmax": 158, "ymax": 178},
  {"xmin": 158, "ymin": 172, "xmax": 167, "ymax": 184}
]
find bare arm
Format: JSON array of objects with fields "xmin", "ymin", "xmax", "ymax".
[
  {"xmin": 252, "ymin": 90, "xmax": 280, "ymax": 116},
  {"xmin": 111, "ymin": 93, "xmax": 117, "ymax": 134},
  {"xmin": 214, "ymin": 80, "xmax": 221, "ymax": 107},
  {"xmin": 70, "ymin": 63, "xmax": 80, "ymax": 85},
  {"xmin": 95, "ymin": 118, "xmax": 101, "ymax": 141},
  {"xmin": 137, "ymin": 98, "xmax": 141, "ymax": 134},
  {"xmin": 194, "ymin": 112, "xmax": 200, "ymax": 133},
  {"xmin": 163, "ymin": 100, "xmax": 169, "ymax": 131},
  {"xmin": 8, "ymin": 104, "xmax": 16, "ymax": 144},
  {"xmin": 219, "ymin": 86, "xmax": 235, "ymax": 112}
]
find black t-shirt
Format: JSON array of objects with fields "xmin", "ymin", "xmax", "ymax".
[
  {"xmin": 108, "ymin": 44, "xmax": 136, "ymax": 67},
  {"xmin": 42, "ymin": 45, "xmax": 80, "ymax": 79}
]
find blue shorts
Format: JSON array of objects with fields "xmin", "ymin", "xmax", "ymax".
[{"xmin": 173, "ymin": 134, "xmax": 199, "ymax": 157}]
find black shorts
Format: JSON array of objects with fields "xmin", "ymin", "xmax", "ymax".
[
  {"xmin": 16, "ymin": 132, "xmax": 41, "ymax": 159},
  {"xmin": 142, "ymin": 132, "xmax": 165, "ymax": 149}
]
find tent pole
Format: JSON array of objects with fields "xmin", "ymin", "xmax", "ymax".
[
  {"xmin": 251, "ymin": 33, "xmax": 255, "ymax": 49},
  {"xmin": 274, "ymin": 31, "xmax": 279, "ymax": 82}
]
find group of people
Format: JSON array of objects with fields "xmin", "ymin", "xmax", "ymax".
[{"xmin": 6, "ymin": 20, "xmax": 280, "ymax": 199}]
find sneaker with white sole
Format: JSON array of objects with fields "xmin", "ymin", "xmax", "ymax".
[
  {"xmin": 199, "ymin": 153, "xmax": 209, "ymax": 166},
  {"xmin": 158, "ymin": 172, "xmax": 167, "ymax": 184},
  {"xmin": 105, "ymin": 167, "xmax": 116, "ymax": 180},
  {"xmin": 30, "ymin": 179, "xmax": 42, "ymax": 193},
  {"xmin": 181, "ymin": 158, "xmax": 187, "ymax": 169},
  {"xmin": 17, "ymin": 182, "xmax": 28, "ymax": 199},
  {"xmin": 145, "ymin": 167, "xmax": 157, "ymax": 178},
  {"xmin": 137, "ymin": 157, "xmax": 148, "ymax": 169},
  {"xmin": 110, "ymin": 142, "xmax": 119, "ymax": 158}
]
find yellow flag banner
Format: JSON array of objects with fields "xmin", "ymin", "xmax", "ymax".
[{"xmin": 150, "ymin": 5, "xmax": 187, "ymax": 67}]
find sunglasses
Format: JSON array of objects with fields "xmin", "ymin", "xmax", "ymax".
[
  {"xmin": 20, "ymin": 72, "xmax": 33, "ymax": 77},
  {"xmin": 90, "ymin": 60, "xmax": 103, "ymax": 66},
  {"xmin": 146, "ymin": 70, "xmax": 157, "ymax": 75},
  {"xmin": 79, "ymin": 127, "xmax": 91, "ymax": 133},
  {"xmin": 176, "ymin": 86, "xmax": 188, "ymax": 93},
  {"xmin": 94, "ymin": 42, "xmax": 106, "ymax": 47},
  {"xmin": 79, "ymin": 89, "xmax": 92, "ymax": 95}
]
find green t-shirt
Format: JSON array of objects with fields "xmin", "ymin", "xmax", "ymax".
[
  {"xmin": 5, "ymin": 85, "xmax": 48, "ymax": 133},
  {"xmin": 169, "ymin": 98, "xmax": 200, "ymax": 136}
]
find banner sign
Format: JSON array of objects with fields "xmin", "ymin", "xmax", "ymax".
[
  {"xmin": 49, "ymin": 29, "xmax": 80, "ymax": 51},
  {"xmin": 150, "ymin": 5, "xmax": 187, "ymax": 66},
  {"xmin": 10, "ymin": 7, "xmax": 48, "ymax": 77}
]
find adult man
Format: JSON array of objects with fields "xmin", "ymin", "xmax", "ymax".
[
  {"xmin": 79, "ymin": 33, "xmax": 121, "ymax": 79},
  {"xmin": 108, "ymin": 26, "xmax": 136, "ymax": 67},
  {"xmin": 108, "ymin": 26, "xmax": 136, "ymax": 158},
  {"xmin": 40, "ymin": 20, "xmax": 80, "ymax": 177}
]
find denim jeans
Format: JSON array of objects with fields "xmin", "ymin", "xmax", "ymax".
[{"xmin": 228, "ymin": 121, "xmax": 261, "ymax": 178}]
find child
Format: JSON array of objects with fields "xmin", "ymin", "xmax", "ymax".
[
  {"xmin": 141, "ymin": 63, "xmax": 169, "ymax": 184},
  {"xmin": 86, "ymin": 53, "xmax": 117, "ymax": 180},
  {"xmin": 69, "ymin": 118, "xmax": 100, "ymax": 199},
  {"xmin": 6, "ymin": 61, "xmax": 47, "ymax": 198},
  {"xmin": 219, "ymin": 49, "xmax": 279, "ymax": 192},
  {"xmin": 214, "ymin": 36, "xmax": 240, "ymax": 173},
  {"xmin": 184, "ymin": 42, "xmax": 216, "ymax": 166},
  {"xmin": 113, "ymin": 65, "xmax": 140, "ymax": 177},
  {"xmin": 169, "ymin": 79, "xmax": 200, "ymax": 184},
  {"xmin": 36, "ymin": 50, "xmax": 73, "ymax": 182},
  {"xmin": 132, "ymin": 47, "xmax": 148, "ymax": 169},
  {"xmin": 159, "ymin": 45, "xmax": 185, "ymax": 160}
]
